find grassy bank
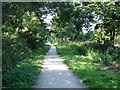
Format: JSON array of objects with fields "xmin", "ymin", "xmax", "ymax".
[
  {"xmin": 57, "ymin": 45, "xmax": 119, "ymax": 88},
  {"xmin": 2, "ymin": 44, "xmax": 50, "ymax": 88}
]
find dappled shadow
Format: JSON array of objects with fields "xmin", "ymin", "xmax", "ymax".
[
  {"xmin": 33, "ymin": 45, "xmax": 87, "ymax": 88},
  {"xmin": 33, "ymin": 70, "xmax": 86, "ymax": 88},
  {"xmin": 59, "ymin": 55, "xmax": 119, "ymax": 88}
]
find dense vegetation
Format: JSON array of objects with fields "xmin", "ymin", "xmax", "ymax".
[
  {"xmin": 57, "ymin": 44, "xmax": 118, "ymax": 88},
  {"xmin": 51, "ymin": 2, "xmax": 120, "ymax": 88},
  {"xmin": 51, "ymin": 2, "xmax": 120, "ymax": 46},
  {"xmin": 2, "ymin": 2, "xmax": 51, "ymax": 88},
  {"xmin": 3, "ymin": 45, "xmax": 50, "ymax": 88},
  {"xmin": 50, "ymin": 2, "xmax": 120, "ymax": 66},
  {"xmin": 2, "ymin": 1, "xmax": 120, "ymax": 88}
]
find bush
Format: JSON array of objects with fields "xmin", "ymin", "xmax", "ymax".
[
  {"xmin": 88, "ymin": 50, "xmax": 102, "ymax": 63},
  {"xmin": 2, "ymin": 36, "xmax": 31, "ymax": 73},
  {"xmin": 70, "ymin": 45, "xmax": 87, "ymax": 56},
  {"xmin": 57, "ymin": 45, "xmax": 118, "ymax": 88},
  {"xmin": 88, "ymin": 50, "xmax": 112, "ymax": 66},
  {"xmin": 87, "ymin": 42, "xmax": 107, "ymax": 52},
  {"xmin": 2, "ymin": 45, "xmax": 50, "ymax": 88},
  {"xmin": 106, "ymin": 47, "xmax": 120, "ymax": 65},
  {"xmin": 107, "ymin": 47, "xmax": 120, "ymax": 60},
  {"xmin": 100, "ymin": 54, "xmax": 112, "ymax": 66}
]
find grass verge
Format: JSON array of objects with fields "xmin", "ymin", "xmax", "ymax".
[
  {"xmin": 57, "ymin": 45, "xmax": 119, "ymax": 88},
  {"xmin": 2, "ymin": 44, "xmax": 50, "ymax": 88}
]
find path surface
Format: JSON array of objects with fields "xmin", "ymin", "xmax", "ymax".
[{"xmin": 33, "ymin": 45, "xmax": 87, "ymax": 88}]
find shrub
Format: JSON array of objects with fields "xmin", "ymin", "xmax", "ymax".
[
  {"xmin": 107, "ymin": 47, "xmax": 120, "ymax": 60},
  {"xmin": 88, "ymin": 50, "xmax": 112, "ymax": 66},
  {"xmin": 2, "ymin": 45, "xmax": 50, "ymax": 88},
  {"xmin": 70, "ymin": 45, "xmax": 87, "ymax": 56},
  {"xmin": 100, "ymin": 54, "xmax": 112, "ymax": 66},
  {"xmin": 87, "ymin": 43, "xmax": 102, "ymax": 49},
  {"xmin": 87, "ymin": 50, "xmax": 102, "ymax": 63},
  {"xmin": 57, "ymin": 45, "xmax": 118, "ymax": 88},
  {"xmin": 2, "ymin": 37, "xmax": 31, "ymax": 73},
  {"xmin": 86, "ymin": 42, "xmax": 108, "ymax": 52}
]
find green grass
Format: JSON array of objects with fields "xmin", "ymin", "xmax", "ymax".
[
  {"xmin": 57, "ymin": 45, "xmax": 119, "ymax": 88},
  {"xmin": 2, "ymin": 44, "xmax": 50, "ymax": 88}
]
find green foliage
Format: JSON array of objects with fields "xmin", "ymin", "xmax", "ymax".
[
  {"xmin": 51, "ymin": 2, "xmax": 96, "ymax": 43},
  {"xmin": 84, "ymin": 31, "xmax": 94, "ymax": 41},
  {"xmin": 50, "ymin": 2, "xmax": 120, "ymax": 45},
  {"xmin": 2, "ymin": 36, "xmax": 31, "ymax": 73},
  {"xmin": 94, "ymin": 2, "xmax": 120, "ymax": 45},
  {"xmin": 88, "ymin": 50, "xmax": 102, "ymax": 63},
  {"xmin": 100, "ymin": 54, "xmax": 112, "ymax": 66},
  {"xmin": 57, "ymin": 46, "xmax": 74, "ymax": 55},
  {"xmin": 107, "ymin": 47, "xmax": 120, "ymax": 59},
  {"xmin": 86, "ymin": 42, "xmax": 104, "ymax": 52},
  {"xmin": 20, "ymin": 11, "xmax": 46, "ymax": 49},
  {"xmin": 2, "ymin": 2, "xmax": 120, "ymax": 88},
  {"xmin": 89, "ymin": 50, "xmax": 112, "ymax": 66},
  {"xmin": 2, "ymin": 45, "xmax": 50, "ymax": 88},
  {"xmin": 57, "ymin": 45, "xmax": 118, "ymax": 88},
  {"xmin": 2, "ymin": 3, "xmax": 51, "ymax": 88},
  {"xmin": 114, "ymin": 35, "xmax": 120, "ymax": 44},
  {"xmin": 107, "ymin": 47, "xmax": 120, "ymax": 64},
  {"xmin": 2, "ymin": 2, "xmax": 48, "ymax": 74},
  {"xmin": 70, "ymin": 45, "xmax": 87, "ymax": 56},
  {"xmin": 94, "ymin": 28, "xmax": 106, "ymax": 43},
  {"xmin": 2, "ymin": 2, "xmax": 48, "ymax": 50}
]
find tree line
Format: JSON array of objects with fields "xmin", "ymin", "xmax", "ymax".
[{"xmin": 2, "ymin": 2, "xmax": 120, "ymax": 73}]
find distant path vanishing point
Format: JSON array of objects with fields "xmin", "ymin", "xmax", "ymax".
[{"xmin": 33, "ymin": 44, "xmax": 87, "ymax": 88}]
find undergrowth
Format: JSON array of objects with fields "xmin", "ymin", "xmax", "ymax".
[
  {"xmin": 2, "ymin": 44, "xmax": 50, "ymax": 88},
  {"xmin": 57, "ymin": 45, "xmax": 119, "ymax": 88}
]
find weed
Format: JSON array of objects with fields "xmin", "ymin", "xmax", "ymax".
[
  {"xmin": 57, "ymin": 45, "xmax": 118, "ymax": 88},
  {"xmin": 2, "ymin": 45, "xmax": 50, "ymax": 88}
]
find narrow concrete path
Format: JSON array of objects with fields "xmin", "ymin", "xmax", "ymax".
[{"xmin": 33, "ymin": 45, "xmax": 87, "ymax": 88}]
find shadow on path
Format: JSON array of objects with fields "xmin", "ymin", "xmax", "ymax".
[{"xmin": 33, "ymin": 45, "xmax": 87, "ymax": 88}]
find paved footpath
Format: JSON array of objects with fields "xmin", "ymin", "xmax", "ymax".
[{"xmin": 33, "ymin": 45, "xmax": 87, "ymax": 88}]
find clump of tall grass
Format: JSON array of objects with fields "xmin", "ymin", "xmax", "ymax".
[{"xmin": 87, "ymin": 49, "xmax": 112, "ymax": 66}]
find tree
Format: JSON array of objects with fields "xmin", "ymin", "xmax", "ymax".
[{"xmin": 94, "ymin": 2, "xmax": 120, "ymax": 45}]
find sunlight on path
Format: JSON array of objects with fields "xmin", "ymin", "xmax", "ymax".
[{"xmin": 33, "ymin": 45, "xmax": 87, "ymax": 88}]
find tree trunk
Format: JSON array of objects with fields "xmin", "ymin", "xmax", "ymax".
[{"xmin": 110, "ymin": 29, "xmax": 115, "ymax": 45}]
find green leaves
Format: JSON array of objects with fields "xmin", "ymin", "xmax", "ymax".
[
  {"xmin": 57, "ymin": 44, "xmax": 118, "ymax": 88},
  {"xmin": 2, "ymin": 2, "xmax": 48, "ymax": 51},
  {"xmin": 49, "ymin": 2, "xmax": 120, "ymax": 45},
  {"xmin": 93, "ymin": 2, "xmax": 120, "ymax": 44},
  {"xmin": 2, "ymin": 45, "xmax": 50, "ymax": 88},
  {"xmin": 2, "ymin": 3, "xmax": 50, "ymax": 88},
  {"xmin": 51, "ymin": 2, "xmax": 97, "ymax": 43}
]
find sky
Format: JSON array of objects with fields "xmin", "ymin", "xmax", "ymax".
[
  {"xmin": 43, "ymin": 14, "xmax": 53, "ymax": 29},
  {"xmin": 44, "ymin": 14, "xmax": 53, "ymax": 24},
  {"xmin": 43, "ymin": 12, "xmax": 102, "ymax": 33}
]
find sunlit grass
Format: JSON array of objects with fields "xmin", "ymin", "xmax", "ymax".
[
  {"xmin": 2, "ymin": 45, "xmax": 50, "ymax": 88},
  {"xmin": 57, "ymin": 45, "xmax": 119, "ymax": 88}
]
